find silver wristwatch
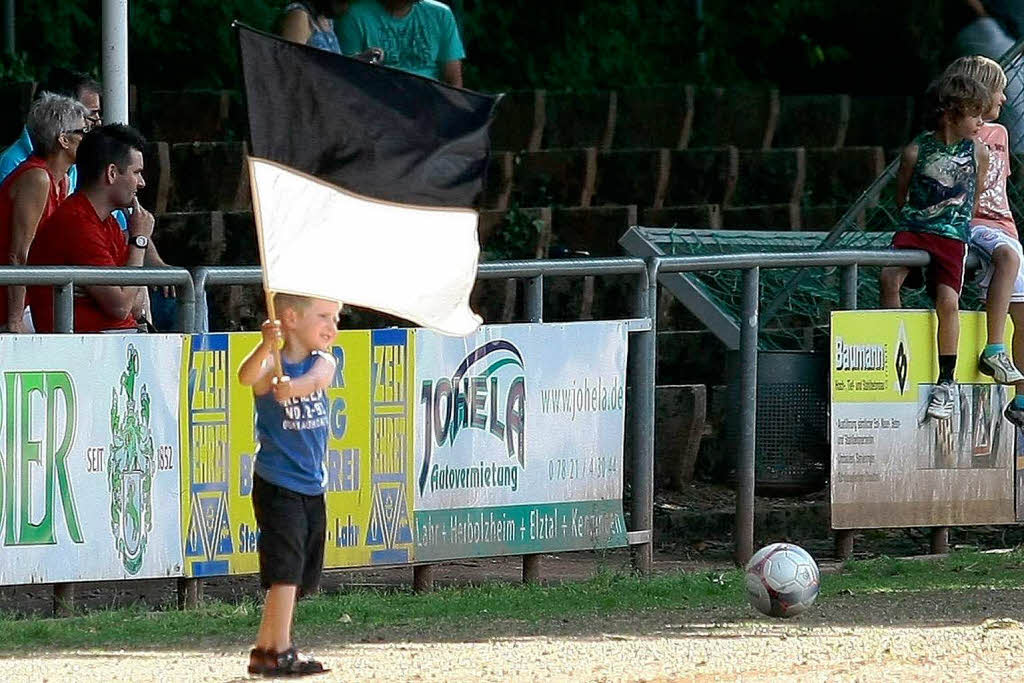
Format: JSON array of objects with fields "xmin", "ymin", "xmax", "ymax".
[{"xmin": 130, "ymin": 234, "xmax": 150, "ymax": 250}]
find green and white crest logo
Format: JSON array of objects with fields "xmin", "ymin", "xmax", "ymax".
[{"xmin": 108, "ymin": 344, "xmax": 156, "ymax": 575}]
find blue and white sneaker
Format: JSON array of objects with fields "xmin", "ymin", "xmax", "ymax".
[
  {"xmin": 978, "ymin": 350, "xmax": 1024, "ymax": 385},
  {"xmin": 926, "ymin": 381, "xmax": 956, "ymax": 421}
]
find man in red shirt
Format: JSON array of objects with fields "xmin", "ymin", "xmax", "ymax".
[{"xmin": 28, "ymin": 124, "xmax": 156, "ymax": 332}]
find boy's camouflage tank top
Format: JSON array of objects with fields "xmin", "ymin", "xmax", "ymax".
[{"xmin": 899, "ymin": 132, "xmax": 977, "ymax": 243}]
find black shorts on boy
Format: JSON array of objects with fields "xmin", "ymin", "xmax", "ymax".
[{"xmin": 252, "ymin": 473, "xmax": 327, "ymax": 594}]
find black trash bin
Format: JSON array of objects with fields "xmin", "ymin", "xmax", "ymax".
[{"xmin": 724, "ymin": 350, "xmax": 829, "ymax": 496}]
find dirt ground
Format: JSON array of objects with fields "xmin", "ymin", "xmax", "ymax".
[
  {"xmin": 3, "ymin": 550, "xmax": 1024, "ymax": 682},
  {"xmin": 5, "ymin": 586, "xmax": 1024, "ymax": 681}
]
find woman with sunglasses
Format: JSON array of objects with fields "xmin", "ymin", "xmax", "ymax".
[{"xmin": 0, "ymin": 92, "xmax": 88, "ymax": 332}]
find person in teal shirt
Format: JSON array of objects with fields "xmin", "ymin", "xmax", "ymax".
[{"xmin": 339, "ymin": 0, "xmax": 465, "ymax": 86}]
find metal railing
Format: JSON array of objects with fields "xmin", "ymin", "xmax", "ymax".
[
  {"xmin": 761, "ymin": 36, "xmax": 1024, "ymax": 330},
  {"xmin": 196, "ymin": 249, "xmax": 934, "ymax": 567},
  {"xmin": 0, "ymin": 248, "xmax": 939, "ymax": 601},
  {"xmin": 192, "ymin": 258, "xmax": 657, "ymax": 582},
  {"xmin": 0, "ymin": 266, "xmax": 196, "ymax": 333},
  {"xmin": 655, "ymin": 248, "xmax": 930, "ymax": 563}
]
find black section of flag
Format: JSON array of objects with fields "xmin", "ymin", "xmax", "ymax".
[{"xmin": 236, "ymin": 23, "xmax": 498, "ymax": 208}]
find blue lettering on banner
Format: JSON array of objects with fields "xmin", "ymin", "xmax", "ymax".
[
  {"xmin": 335, "ymin": 514, "xmax": 360, "ymax": 547},
  {"xmin": 330, "ymin": 397, "xmax": 347, "ymax": 439},
  {"xmin": 326, "ymin": 448, "xmax": 359, "ymax": 492},
  {"xmin": 238, "ymin": 522, "xmax": 259, "ymax": 554},
  {"xmin": 184, "ymin": 334, "xmax": 234, "ymax": 576},
  {"xmin": 366, "ymin": 329, "xmax": 413, "ymax": 564},
  {"xmin": 239, "ymin": 454, "xmax": 254, "ymax": 496}
]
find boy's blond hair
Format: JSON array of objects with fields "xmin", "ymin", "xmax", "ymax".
[
  {"xmin": 272, "ymin": 293, "xmax": 341, "ymax": 315},
  {"xmin": 273, "ymin": 292, "xmax": 316, "ymax": 314},
  {"xmin": 924, "ymin": 72, "xmax": 989, "ymax": 129},
  {"xmin": 943, "ymin": 55, "xmax": 1008, "ymax": 102}
]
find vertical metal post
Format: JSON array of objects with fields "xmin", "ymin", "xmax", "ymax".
[
  {"xmin": 735, "ymin": 267, "xmax": 759, "ymax": 566},
  {"xmin": 177, "ymin": 277, "xmax": 196, "ymax": 333},
  {"xmin": 930, "ymin": 527, "xmax": 950, "ymax": 555},
  {"xmin": 835, "ymin": 531, "xmax": 855, "ymax": 560},
  {"xmin": 3, "ymin": 0, "xmax": 14, "ymax": 57},
  {"xmin": 193, "ymin": 269, "xmax": 210, "ymax": 333},
  {"xmin": 630, "ymin": 260, "xmax": 657, "ymax": 575},
  {"xmin": 835, "ymin": 264, "xmax": 857, "ymax": 559},
  {"xmin": 53, "ymin": 584, "xmax": 74, "ymax": 617},
  {"xmin": 54, "ymin": 283, "xmax": 74, "ymax": 333},
  {"xmin": 523, "ymin": 274, "xmax": 543, "ymax": 584},
  {"xmin": 840, "ymin": 264, "xmax": 858, "ymax": 310},
  {"xmin": 52, "ymin": 280, "xmax": 80, "ymax": 610},
  {"xmin": 413, "ymin": 565, "xmax": 435, "ymax": 593},
  {"xmin": 524, "ymin": 275, "xmax": 543, "ymax": 322},
  {"xmin": 176, "ymin": 577, "xmax": 200, "ymax": 609},
  {"xmin": 176, "ymin": 275, "xmax": 198, "ymax": 600},
  {"xmin": 695, "ymin": 0, "xmax": 706, "ymax": 74},
  {"xmin": 101, "ymin": 0, "xmax": 129, "ymax": 125}
]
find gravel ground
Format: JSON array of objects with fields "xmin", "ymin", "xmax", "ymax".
[{"xmin": 5, "ymin": 587, "xmax": 1024, "ymax": 682}]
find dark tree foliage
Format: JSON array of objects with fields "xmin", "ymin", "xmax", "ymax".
[{"xmin": 1, "ymin": 1, "xmax": 953, "ymax": 94}]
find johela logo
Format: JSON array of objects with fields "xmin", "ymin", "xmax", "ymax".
[{"xmin": 418, "ymin": 340, "xmax": 525, "ymax": 493}]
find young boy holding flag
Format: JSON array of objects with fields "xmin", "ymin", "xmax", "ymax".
[{"xmin": 238, "ymin": 292, "xmax": 342, "ymax": 677}]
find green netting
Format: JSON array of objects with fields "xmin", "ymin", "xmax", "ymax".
[
  {"xmin": 640, "ymin": 113, "xmax": 1017, "ymax": 347},
  {"xmin": 637, "ymin": 42, "xmax": 1024, "ymax": 350},
  {"xmin": 641, "ymin": 227, "xmax": 986, "ymax": 351}
]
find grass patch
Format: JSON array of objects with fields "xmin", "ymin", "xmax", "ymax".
[{"xmin": 1, "ymin": 550, "xmax": 1023, "ymax": 652}]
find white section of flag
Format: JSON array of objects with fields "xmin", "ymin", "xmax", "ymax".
[{"xmin": 250, "ymin": 157, "xmax": 482, "ymax": 336}]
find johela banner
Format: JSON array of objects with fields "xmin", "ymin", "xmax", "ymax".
[{"xmin": 413, "ymin": 322, "xmax": 629, "ymax": 561}]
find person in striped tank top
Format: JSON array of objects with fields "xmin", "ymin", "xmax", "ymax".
[{"xmin": 881, "ymin": 72, "xmax": 991, "ymax": 421}]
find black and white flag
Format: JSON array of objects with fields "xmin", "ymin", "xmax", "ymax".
[{"xmin": 236, "ymin": 24, "xmax": 498, "ymax": 335}]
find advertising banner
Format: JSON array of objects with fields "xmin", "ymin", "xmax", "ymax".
[
  {"xmin": 831, "ymin": 311, "xmax": 1015, "ymax": 529},
  {"xmin": 413, "ymin": 322, "xmax": 629, "ymax": 561},
  {"xmin": 180, "ymin": 330, "xmax": 415, "ymax": 577},
  {"xmin": 0, "ymin": 335, "xmax": 183, "ymax": 585}
]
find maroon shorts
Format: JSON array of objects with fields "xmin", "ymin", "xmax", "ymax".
[{"xmin": 892, "ymin": 231, "xmax": 968, "ymax": 297}]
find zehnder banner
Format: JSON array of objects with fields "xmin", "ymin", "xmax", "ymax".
[
  {"xmin": 0, "ymin": 336, "xmax": 183, "ymax": 585},
  {"xmin": 180, "ymin": 330, "xmax": 416, "ymax": 577},
  {"xmin": 413, "ymin": 322, "xmax": 629, "ymax": 561},
  {"xmin": 831, "ymin": 311, "xmax": 1016, "ymax": 529}
]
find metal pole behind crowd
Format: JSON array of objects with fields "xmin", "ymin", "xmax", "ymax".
[
  {"xmin": 3, "ymin": 0, "xmax": 14, "ymax": 57},
  {"xmin": 101, "ymin": 0, "xmax": 130, "ymax": 124}
]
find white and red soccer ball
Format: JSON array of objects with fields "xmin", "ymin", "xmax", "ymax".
[{"xmin": 744, "ymin": 542, "xmax": 820, "ymax": 617}]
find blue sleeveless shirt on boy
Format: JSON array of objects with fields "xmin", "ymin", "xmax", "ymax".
[{"xmin": 254, "ymin": 350, "xmax": 331, "ymax": 495}]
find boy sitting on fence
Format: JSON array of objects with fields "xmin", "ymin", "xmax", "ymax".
[
  {"xmin": 880, "ymin": 72, "xmax": 990, "ymax": 421},
  {"xmin": 237, "ymin": 292, "xmax": 342, "ymax": 677},
  {"xmin": 943, "ymin": 55, "xmax": 1024, "ymax": 426}
]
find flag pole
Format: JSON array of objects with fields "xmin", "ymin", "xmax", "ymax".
[{"xmin": 247, "ymin": 154, "xmax": 284, "ymax": 380}]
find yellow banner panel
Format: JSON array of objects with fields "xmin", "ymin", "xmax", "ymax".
[
  {"xmin": 831, "ymin": 310, "xmax": 1015, "ymax": 529},
  {"xmin": 179, "ymin": 330, "xmax": 415, "ymax": 577}
]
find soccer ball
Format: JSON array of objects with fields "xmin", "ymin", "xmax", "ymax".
[{"xmin": 744, "ymin": 542, "xmax": 820, "ymax": 618}]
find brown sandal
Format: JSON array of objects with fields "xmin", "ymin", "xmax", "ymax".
[
  {"xmin": 247, "ymin": 647, "xmax": 270, "ymax": 675},
  {"xmin": 257, "ymin": 647, "xmax": 327, "ymax": 677}
]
